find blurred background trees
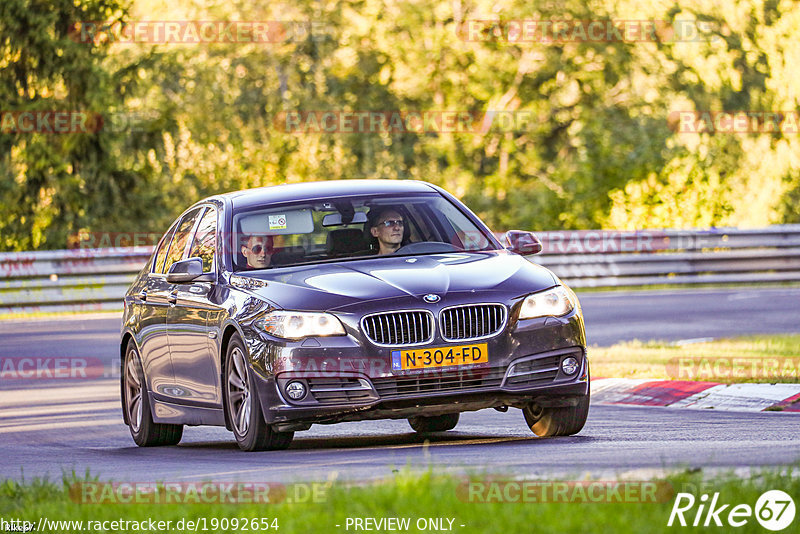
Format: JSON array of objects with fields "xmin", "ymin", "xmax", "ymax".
[{"xmin": 1, "ymin": 0, "xmax": 799, "ymax": 250}]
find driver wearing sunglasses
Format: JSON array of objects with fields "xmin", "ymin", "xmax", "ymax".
[
  {"xmin": 369, "ymin": 208, "xmax": 405, "ymax": 255},
  {"xmin": 241, "ymin": 234, "xmax": 274, "ymax": 269}
]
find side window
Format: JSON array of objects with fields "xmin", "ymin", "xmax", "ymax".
[
  {"xmin": 188, "ymin": 207, "xmax": 217, "ymax": 273},
  {"xmin": 153, "ymin": 220, "xmax": 180, "ymax": 273},
  {"xmin": 162, "ymin": 208, "xmax": 202, "ymax": 274}
]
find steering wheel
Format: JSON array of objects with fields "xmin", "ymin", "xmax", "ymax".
[{"xmin": 394, "ymin": 241, "xmax": 463, "ymax": 254}]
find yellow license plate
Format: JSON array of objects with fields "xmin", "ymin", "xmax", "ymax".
[{"xmin": 391, "ymin": 343, "xmax": 488, "ymax": 371}]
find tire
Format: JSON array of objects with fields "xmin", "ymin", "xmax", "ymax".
[
  {"xmin": 408, "ymin": 413, "xmax": 460, "ymax": 433},
  {"xmin": 122, "ymin": 340, "xmax": 183, "ymax": 446},
  {"xmin": 224, "ymin": 334, "xmax": 294, "ymax": 451},
  {"xmin": 523, "ymin": 385, "xmax": 590, "ymax": 437}
]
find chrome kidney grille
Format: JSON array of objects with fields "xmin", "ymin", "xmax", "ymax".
[
  {"xmin": 361, "ymin": 310, "xmax": 435, "ymax": 346},
  {"xmin": 440, "ymin": 304, "xmax": 506, "ymax": 341},
  {"xmin": 362, "ymin": 304, "xmax": 507, "ymax": 346}
]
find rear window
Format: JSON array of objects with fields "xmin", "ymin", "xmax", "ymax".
[
  {"xmin": 162, "ymin": 208, "xmax": 202, "ymax": 274},
  {"xmin": 152, "ymin": 220, "xmax": 179, "ymax": 273},
  {"xmin": 189, "ymin": 207, "xmax": 217, "ymax": 273}
]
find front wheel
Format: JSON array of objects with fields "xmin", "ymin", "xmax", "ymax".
[
  {"xmin": 523, "ymin": 389, "xmax": 589, "ymax": 437},
  {"xmin": 122, "ymin": 340, "xmax": 183, "ymax": 446},
  {"xmin": 408, "ymin": 413, "xmax": 460, "ymax": 433},
  {"xmin": 224, "ymin": 334, "xmax": 293, "ymax": 451}
]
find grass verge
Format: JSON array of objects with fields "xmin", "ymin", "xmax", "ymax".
[
  {"xmin": 1, "ymin": 468, "xmax": 797, "ymax": 533},
  {"xmin": 591, "ymin": 334, "xmax": 800, "ymax": 383}
]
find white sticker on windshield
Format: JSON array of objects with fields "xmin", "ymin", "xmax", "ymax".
[{"xmin": 269, "ymin": 214, "xmax": 287, "ymax": 230}]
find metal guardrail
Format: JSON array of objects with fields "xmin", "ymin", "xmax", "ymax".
[
  {"xmin": 527, "ymin": 226, "xmax": 800, "ymax": 288},
  {"xmin": 1, "ymin": 226, "xmax": 799, "ymax": 315},
  {"xmin": 0, "ymin": 248, "xmax": 151, "ymax": 314}
]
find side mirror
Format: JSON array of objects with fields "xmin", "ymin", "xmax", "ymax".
[
  {"xmin": 166, "ymin": 257, "xmax": 204, "ymax": 283},
  {"xmin": 504, "ymin": 230, "xmax": 543, "ymax": 255}
]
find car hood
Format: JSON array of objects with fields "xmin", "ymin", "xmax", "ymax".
[{"xmin": 236, "ymin": 251, "xmax": 557, "ymax": 311}]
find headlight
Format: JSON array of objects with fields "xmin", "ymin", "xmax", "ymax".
[
  {"xmin": 259, "ymin": 311, "xmax": 346, "ymax": 340},
  {"xmin": 519, "ymin": 286, "xmax": 576, "ymax": 319}
]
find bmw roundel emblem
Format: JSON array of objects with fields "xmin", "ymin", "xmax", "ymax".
[{"xmin": 423, "ymin": 294, "xmax": 441, "ymax": 303}]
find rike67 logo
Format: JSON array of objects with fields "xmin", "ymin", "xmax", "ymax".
[{"xmin": 668, "ymin": 490, "xmax": 795, "ymax": 530}]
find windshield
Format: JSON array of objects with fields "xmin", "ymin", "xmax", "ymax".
[{"xmin": 230, "ymin": 193, "xmax": 498, "ymax": 271}]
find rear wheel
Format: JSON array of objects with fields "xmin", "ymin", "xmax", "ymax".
[
  {"xmin": 408, "ymin": 413, "xmax": 460, "ymax": 433},
  {"xmin": 224, "ymin": 334, "xmax": 293, "ymax": 451},
  {"xmin": 123, "ymin": 340, "xmax": 183, "ymax": 446}
]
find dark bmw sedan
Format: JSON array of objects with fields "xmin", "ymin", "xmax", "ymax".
[{"xmin": 121, "ymin": 180, "xmax": 589, "ymax": 451}]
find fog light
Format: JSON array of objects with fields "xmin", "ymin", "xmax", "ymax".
[
  {"xmin": 285, "ymin": 381, "xmax": 306, "ymax": 400},
  {"xmin": 561, "ymin": 356, "xmax": 579, "ymax": 375}
]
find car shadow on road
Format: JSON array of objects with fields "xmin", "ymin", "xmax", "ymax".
[
  {"xmin": 175, "ymin": 432, "xmax": 596, "ymax": 451},
  {"xmin": 288, "ymin": 432, "xmax": 532, "ymax": 449}
]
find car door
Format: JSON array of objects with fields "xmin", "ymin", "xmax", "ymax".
[
  {"xmin": 148, "ymin": 207, "xmax": 202, "ymax": 401},
  {"xmin": 166, "ymin": 205, "xmax": 223, "ymax": 405},
  {"xmin": 136, "ymin": 220, "xmax": 179, "ymax": 397}
]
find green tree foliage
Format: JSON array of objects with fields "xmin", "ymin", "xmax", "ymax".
[
  {"xmin": 1, "ymin": 0, "xmax": 799, "ymax": 250},
  {"xmin": 0, "ymin": 0, "xmax": 185, "ymax": 250}
]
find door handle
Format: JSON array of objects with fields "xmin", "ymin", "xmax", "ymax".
[
  {"xmin": 137, "ymin": 290, "xmax": 147, "ymax": 301},
  {"xmin": 168, "ymin": 291, "xmax": 178, "ymax": 305}
]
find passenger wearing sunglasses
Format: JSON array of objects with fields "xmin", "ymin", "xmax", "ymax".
[
  {"xmin": 241, "ymin": 234, "xmax": 274, "ymax": 269},
  {"xmin": 368, "ymin": 208, "xmax": 405, "ymax": 255}
]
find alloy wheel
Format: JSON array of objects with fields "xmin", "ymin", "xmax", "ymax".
[
  {"xmin": 125, "ymin": 349, "xmax": 143, "ymax": 432},
  {"xmin": 227, "ymin": 347, "xmax": 251, "ymax": 435}
]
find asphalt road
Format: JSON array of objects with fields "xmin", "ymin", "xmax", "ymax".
[
  {"xmin": 581, "ymin": 286, "xmax": 800, "ymax": 346},
  {"xmin": 0, "ymin": 287, "xmax": 799, "ymax": 483},
  {"xmin": 1, "ymin": 394, "xmax": 799, "ymax": 483}
]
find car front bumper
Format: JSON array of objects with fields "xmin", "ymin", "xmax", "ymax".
[{"xmin": 247, "ymin": 309, "xmax": 589, "ymax": 427}]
